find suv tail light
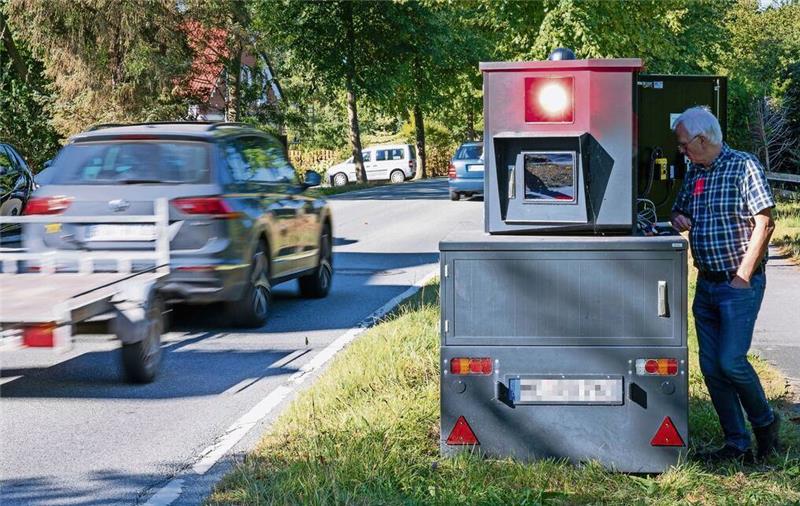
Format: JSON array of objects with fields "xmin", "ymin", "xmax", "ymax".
[
  {"xmin": 24, "ymin": 196, "xmax": 73, "ymax": 215},
  {"xmin": 448, "ymin": 163, "xmax": 456, "ymax": 179},
  {"xmin": 172, "ymin": 197, "xmax": 240, "ymax": 219}
]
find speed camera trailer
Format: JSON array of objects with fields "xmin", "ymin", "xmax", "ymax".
[{"xmin": 437, "ymin": 55, "xmax": 725, "ymax": 473}]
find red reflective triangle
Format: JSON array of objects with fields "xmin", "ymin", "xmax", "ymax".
[
  {"xmin": 650, "ymin": 416, "xmax": 685, "ymax": 447},
  {"xmin": 446, "ymin": 416, "xmax": 479, "ymax": 445}
]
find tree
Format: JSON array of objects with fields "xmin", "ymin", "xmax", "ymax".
[
  {"xmin": 253, "ymin": 0, "xmax": 407, "ymax": 182},
  {"xmin": 0, "ymin": 5, "xmax": 60, "ymax": 171},
  {"xmin": 718, "ymin": 0, "xmax": 800, "ymax": 150},
  {"xmin": 750, "ymin": 96, "xmax": 795, "ymax": 172},
  {"xmin": 7, "ymin": 0, "xmax": 192, "ymax": 137}
]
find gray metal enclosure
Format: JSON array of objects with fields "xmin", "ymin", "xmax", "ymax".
[{"xmin": 439, "ymin": 233, "xmax": 688, "ymax": 473}]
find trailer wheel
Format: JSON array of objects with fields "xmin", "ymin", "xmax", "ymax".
[{"xmin": 121, "ymin": 294, "xmax": 164, "ymax": 384}]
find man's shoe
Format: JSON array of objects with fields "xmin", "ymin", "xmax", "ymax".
[
  {"xmin": 697, "ymin": 444, "xmax": 754, "ymax": 464},
  {"xmin": 753, "ymin": 413, "xmax": 781, "ymax": 460}
]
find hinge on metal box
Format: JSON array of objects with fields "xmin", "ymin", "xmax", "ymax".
[
  {"xmin": 444, "ymin": 265, "xmax": 448, "ymax": 278},
  {"xmin": 444, "ymin": 320, "xmax": 449, "ymax": 333}
]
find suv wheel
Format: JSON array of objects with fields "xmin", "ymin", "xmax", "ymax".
[
  {"xmin": 227, "ymin": 241, "xmax": 271, "ymax": 328},
  {"xmin": 332, "ymin": 172, "xmax": 348, "ymax": 187},
  {"xmin": 299, "ymin": 224, "xmax": 332, "ymax": 298},
  {"xmin": 390, "ymin": 170, "xmax": 405, "ymax": 184}
]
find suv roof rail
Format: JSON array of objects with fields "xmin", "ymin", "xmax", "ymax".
[
  {"xmin": 206, "ymin": 122, "xmax": 256, "ymax": 131},
  {"xmin": 86, "ymin": 121, "xmax": 218, "ymax": 132}
]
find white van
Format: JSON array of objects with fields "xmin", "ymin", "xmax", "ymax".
[{"xmin": 327, "ymin": 144, "xmax": 417, "ymax": 186}]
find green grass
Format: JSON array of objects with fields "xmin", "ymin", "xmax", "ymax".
[
  {"xmin": 772, "ymin": 198, "xmax": 800, "ymax": 261},
  {"xmin": 208, "ymin": 282, "xmax": 800, "ymax": 505}
]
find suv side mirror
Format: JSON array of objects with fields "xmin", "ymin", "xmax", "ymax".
[{"xmin": 303, "ymin": 170, "xmax": 322, "ymax": 188}]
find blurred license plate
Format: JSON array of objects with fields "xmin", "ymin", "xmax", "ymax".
[
  {"xmin": 509, "ymin": 377, "xmax": 623, "ymax": 405},
  {"xmin": 85, "ymin": 224, "xmax": 156, "ymax": 241},
  {"xmin": 466, "ymin": 164, "xmax": 484, "ymax": 172}
]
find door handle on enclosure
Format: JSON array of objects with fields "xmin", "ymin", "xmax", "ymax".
[{"xmin": 658, "ymin": 280, "xmax": 668, "ymax": 317}]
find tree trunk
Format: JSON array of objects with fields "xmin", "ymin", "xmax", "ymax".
[
  {"xmin": 466, "ymin": 106, "xmax": 476, "ymax": 142},
  {"xmin": 342, "ymin": 2, "xmax": 366, "ymax": 182},
  {"xmin": 413, "ymin": 103, "xmax": 426, "ymax": 180},
  {"xmin": 0, "ymin": 11, "xmax": 28, "ymax": 81},
  {"xmin": 226, "ymin": 46, "xmax": 242, "ymax": 122},
  {"xmin": 345, "ymin": 75, "xmax": 366, "ymax": 182}
]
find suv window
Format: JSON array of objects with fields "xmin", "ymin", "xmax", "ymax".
[
  {"xmin": 230, "ymin": 136, "xmax": 296, "ymax": 184},
  {"xmin": 362, "ymin": 151, "xmax": 371, "ymax": 162},
  {"xmin": 50, "ymin": 141, "xmax": 211, "ymax": 184}
]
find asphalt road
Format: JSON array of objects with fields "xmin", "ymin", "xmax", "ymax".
[
  {"xmin": 752, "ymin": 246, "xmax": 800, "ymax": 407},
  {"xmin": 0, "ymin": 178, "xmax": 483, "ymax": 505}
]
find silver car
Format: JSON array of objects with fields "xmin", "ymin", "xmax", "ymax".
[{"xmin": 24, "ymin": 122, "xmax": 333, "ymax": 327}]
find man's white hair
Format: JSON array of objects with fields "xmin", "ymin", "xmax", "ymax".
[{"xmin": 673, "ymin": 106, "xmax": 723, "ymax": 145}]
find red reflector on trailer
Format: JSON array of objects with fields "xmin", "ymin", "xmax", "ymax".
[
  {"xmin": 23, "ymin": 324, "xmax": 56, "ymax": 347},
  {"xmin": 446, "ymin": 416, "xmax": 479, "ymax": 445},
  {"xmin": 650, "ymin": 416, "xmax": 684, "ymax": 447}
]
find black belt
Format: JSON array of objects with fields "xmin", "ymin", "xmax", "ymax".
[{"xmin": 698, "ymin": 264, "xmax": 764, "ymax": 282}]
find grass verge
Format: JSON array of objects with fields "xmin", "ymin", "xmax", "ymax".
[
  {"xmin": 209, "ymin": 281, "xmax": 800, "ymax": 505},
  {"xmin": 772, "ymin": 198, "xmax": 800, "ymax": 261}
]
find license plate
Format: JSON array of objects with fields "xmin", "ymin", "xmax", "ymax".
[
  {"xmin": 509, "ymin": 377, "xmax": 623, "ymax": 405},
  {"xmin": 467, "ymin": 164, "xmax": 484, "ymax": 172},
  {"xmin": 85, "ymin": 224, "xmax": 156, "ymax": 241}
]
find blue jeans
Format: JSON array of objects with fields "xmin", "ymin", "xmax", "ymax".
[{"xmin": 693, "ymin": 271, "xmax": 774, "ymax": 451}]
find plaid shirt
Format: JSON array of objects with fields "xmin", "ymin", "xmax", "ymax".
[{"xmin": 672, "ymin": 143, "xmax": 775, "ymax": 273}]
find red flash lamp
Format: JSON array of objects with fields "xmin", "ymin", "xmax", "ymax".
[{"xmin": 525, "ymin": 77, "xmax": 574, "ymax": 123}]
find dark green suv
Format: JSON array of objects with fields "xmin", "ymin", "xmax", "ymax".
[{"xmin": 25, "ymin": 122, "xmax": 333, "ymax": 327}]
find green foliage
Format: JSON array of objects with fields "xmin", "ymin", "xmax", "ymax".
[
  {"xmin": 0, "ymin": 8, "xmax": 60, "ymax": 171},
  {"xmin": 7, "ymin": 0, "xmax": 192, "ymax": 137},
  {"xmin": 532, "ymin": 0, "xmax": 731, "ymax": 73},
  {"xmin": 718, "ymin": 0, "xmax": 800, "ymax": 152}
]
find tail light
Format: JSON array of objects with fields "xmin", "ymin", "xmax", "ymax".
[
  {"xmin": 636, "ymin": 358, "xmax": 678, "ymax": 376},
  {"xmin": 24, "ymin": 196, "xmax": 73, "ymax": 215},
  {"xmin": 172, "ymin": 197, "xmax": 240, "ymax": 219},
  {"xmin": 448, "ymin": 163, "xmax": 456, "ymax": 179},
  {"xmin": 23, "ymin": 323, "xmax": 56, "ymax": 347},
  {"xmin": 408, "ymin": 160, "xmax": 414, "ymax": 169},
  {"xmin": 450, "ymin": 357, "xmax": 492, "ymax": 375}
]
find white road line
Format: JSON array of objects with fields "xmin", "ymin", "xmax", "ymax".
[{"xmin": 143, "ymin": 268, "xmax": 439, "ymax": 506}]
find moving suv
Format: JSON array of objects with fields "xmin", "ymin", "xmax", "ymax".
[{"xmin": 24, "ymin": 122, "xmax": 333, "ymax": 327}]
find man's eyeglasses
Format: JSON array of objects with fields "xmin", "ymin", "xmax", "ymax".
[{"xmin": 677, "ymin": 134, "xmax": 701, "ymax": 152}]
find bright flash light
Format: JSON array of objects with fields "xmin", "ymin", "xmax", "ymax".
[{"xmin": 538, "ymin": 83, "xmax": 569, "ymax": 113}]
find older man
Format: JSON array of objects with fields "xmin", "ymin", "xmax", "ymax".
[{"xmin": 671, "ymin": 106, "xmax": 780, "ymax": 462}]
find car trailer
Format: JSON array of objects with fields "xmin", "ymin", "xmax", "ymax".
[
  {"xmin": 439, "ymin": 53, "xmax": 722, "ymax": 472},
  {"xmin": 0, "ymin": 199, "xmax": 170, "ymax": 383}
]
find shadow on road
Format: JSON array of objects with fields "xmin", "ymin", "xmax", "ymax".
[{"xmin": 327, "ymin": 179, "xmax": 452, "ymax": 201}]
